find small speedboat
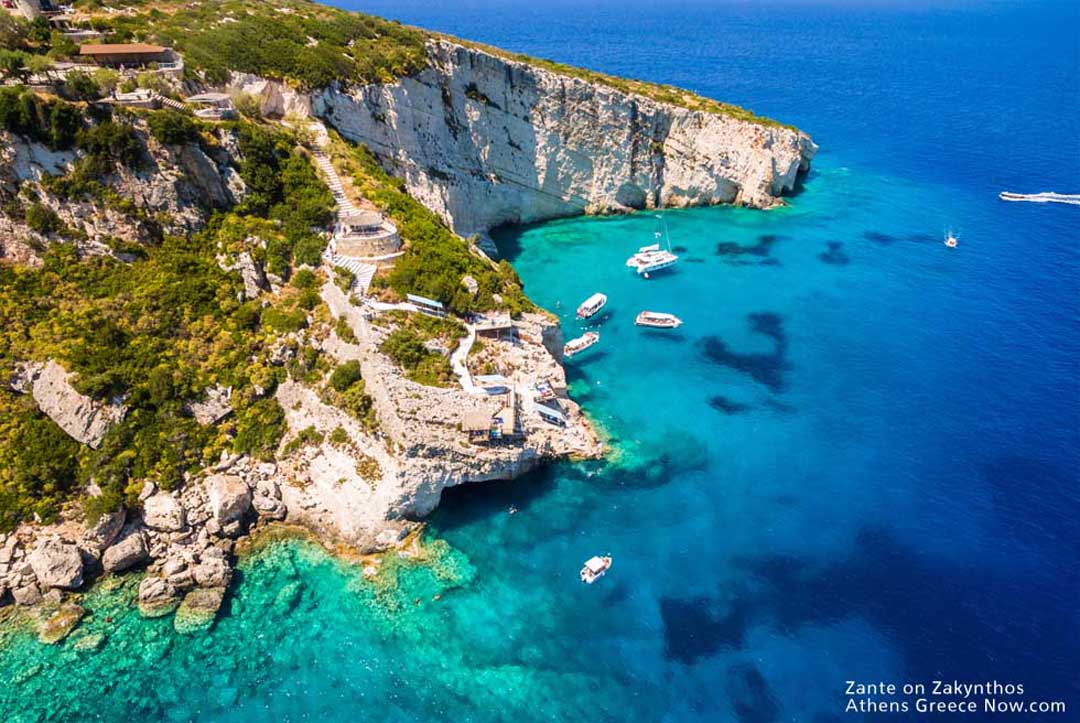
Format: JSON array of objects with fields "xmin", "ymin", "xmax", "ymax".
[
  {"xmin": 576, "ymin": 292, "xmax": 607, "ymax": 320},
  {"xmin": 563, "ymin": 331, "xmax": 599, "ymax": 358},
  {"xmin": 635, "ymin": 311, "xmax": 683, "ymax": 329},
  {"xmin": 944, "ymin": 231, "xmax": 958, "ymax": 248},
  {"xmin": 580, "ymin": 555, "xmax": 612, "ymax": 584}
]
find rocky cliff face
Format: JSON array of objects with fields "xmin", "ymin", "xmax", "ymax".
[
  {"xmin": 313, "ymin": 39, "xmax": 816, "ymax": 243},
  {"xmin": 0, "ymin": 128, "xmax": 246, "ymax": 265}
]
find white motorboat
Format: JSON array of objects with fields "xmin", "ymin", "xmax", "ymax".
[
  {"xmin": 580, "ymin": 555, "xmax": 612, "ymax": 584},
  {"xmin": 635, "ymin": 311, "xmax": 683, "ymax": 328},
  {"xmin": 576, "ymin": 292, "xmax": 608, "ymax": 319},
  {"xmin": 563, "ymin": 331, "xmax": 600, "ymax": 358},
  {"xmin": 944, "ymin": 231, "xmax": 958, "ymax": 248}
]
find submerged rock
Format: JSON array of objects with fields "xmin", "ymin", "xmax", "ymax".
[
  {"xmin": 28, "ymin": 539, "xmax": 84, "ymax": 590},
  {"xmin": 137, "ymin": 576, "xmax": 180, "ymax": 618},
  {"xmin": 173, "ymin": 587, "xmax": 226, "ymax": 634},
  {"xmin": 38, "ymin": 603, "xmax": 86, "ymax": 644},
  {"xmin": 72, "ymin": 631, "xmax": 106, "ymax": 652}
]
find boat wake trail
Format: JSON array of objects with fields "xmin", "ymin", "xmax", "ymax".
[{"xmin": 999, "ymin": 191, "xmax": 1080, "ymax": 206}]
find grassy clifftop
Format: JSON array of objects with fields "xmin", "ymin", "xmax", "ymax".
[{"xmin": 64, "ymin": 0, "xmax": 793, "ymax": 129}]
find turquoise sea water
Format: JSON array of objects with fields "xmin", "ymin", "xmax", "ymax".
[{"xmin": 3, "ymin": 1, "xmax": 1078, "ymax": 720}]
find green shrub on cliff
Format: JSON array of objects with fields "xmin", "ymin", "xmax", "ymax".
[
  {"xmin": 0, "ymin": 86, "xmax": 81, "ymax": 150},
  {"xmin": 83, "ymin": 0, "xmax": 427, "ymax": 89},
  {"xmin": 380, "ymin": 328, "xmax": 454, "ymax": 387},
  {"xmin": 0, "ymin": 391, "xmax": 80, "ymax": 532},
  {"xmin": 24, "ymin": 202, "xmax": 63, "ymax": 235},
  {"xmin": 0, "ymin": 109, "xmax": 346, "ymax": 529},
  {"xmin": 147, "ymin": 108, "xmax": 198, "ymax": 146},
  {"xmin": 233, "ymin": 398, "xmax": 286, "ymax": 460},
  {"xmin": 330, "ymin": 135, "xmax": 533, "ymax": 317}
]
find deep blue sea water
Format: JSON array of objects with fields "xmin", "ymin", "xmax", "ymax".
[{"xmin": 2, "ymin": 1, "xmax": 1078, "ymax": 721}]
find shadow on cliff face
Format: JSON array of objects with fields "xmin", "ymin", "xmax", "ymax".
[
  {"xmin": 488, "ymin": 223, "xmax": 526, "ymax": 262},
  {"xmin": 430, "ymin": 463, "xmax": 564, "ymax": 532},
  {"xmin": 699, "ymin": 313, "xmax": 789, "ymax": 392},
  {"xmin": 657, "ymin": 520, "xmax": 1079, "ymax": 700}
]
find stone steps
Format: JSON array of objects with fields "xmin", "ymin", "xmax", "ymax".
[{"xmin": 330, "ymin": 255, "xmax": 377, "ymax": 293}]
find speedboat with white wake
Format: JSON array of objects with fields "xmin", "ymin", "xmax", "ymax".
[
  {"xmin": 999, "ymin": 191, "xmax": 1080, "ymax": 206},
  {"xmin": 626, "ymin": 215, "xmax": 679, "ymax": 278},
  {"xmin": 576, "ymin": 292, "xmax": 607, "ymax": 320},
  {"xmin": 635, "ymin": 311, "xmax": 683, "ymax": 328},
  {"xmin": 563, "ymin": 331, "xmax": 600, "ymax": 358}
]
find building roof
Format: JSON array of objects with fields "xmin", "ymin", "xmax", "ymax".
[
  {"xmin": 475, "ymin": 311, "xmax": 513, "ymax": 330},
  {"xmin": 495, "ymin": 391, "xmax": 518, "ymax": 436},
  {"xmin": 79, "ymin": 43, "xmax": 167, "ymax": 56},
  {"xmin": 535, "ymin": 402, "xmax": 567, "ymax": 424},
  {"xmin": 461, "ymin": 409, "xmax": 494, "ymax": 433},
  {"xmin": 185, "ymin": 92, "xmax": 231, "ymax": 104},
  {"xmin": 341, "ymin": 209, "xmax": 384, "ymax": 227},
  {"xmin": 406, "ymin": 293, "xmax": 444, "ymax": 309}
]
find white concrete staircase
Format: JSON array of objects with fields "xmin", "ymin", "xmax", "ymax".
[
  {"xmin": 329, "ymin": 254, "xmax": 377, "ymax": 293},
  {"xmin": 311, "ymin": 150, "xmax": 358, "ymax": 215},
  {"xmin": 152, "ymin": 93, "xmax": 187, "ymax": 111}
]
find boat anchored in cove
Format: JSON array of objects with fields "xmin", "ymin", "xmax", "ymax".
[
  {"xmin": 635, "ymin": 311, "xmax": 683, "ymax": 329},
  {"xmin": 626, "ymin": 215, "xmax": 679, "ymax": 278},
  {"xmin": 564, "ymin": 331, "xmax": 600, "ymax": 358},
  {"xmin": 576, "ymin": 292, "xmax": 608, "ymax": 320},
  {"xmin": 580, "ymin": 555, "xmax": 612, "ymax": 584}
]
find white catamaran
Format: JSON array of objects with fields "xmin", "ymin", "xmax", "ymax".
[
  {"xmin": 626, "ymin": 215, "xmax": 679, "ymax": 277},
  {"xmin": 576, "ymin": 292, "xmax": 608, "ymax": 320},
  {"xmin": 635, "ymin": 311, "xmax": 683, "ymax": 329},
  {"xmin": 563, "ymin": 331, "xmax": 600, "ymax": 358}
]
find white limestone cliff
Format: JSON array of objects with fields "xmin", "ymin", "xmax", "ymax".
[{"xmin": 311, "ymin": 38, "xmax": 817, "ymax": 244}]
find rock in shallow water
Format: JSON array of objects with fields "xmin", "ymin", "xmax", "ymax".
[
  {"xmin": 173, "ymin": 587, "xmax": 226, "ymax": 634},
  {"xmin": 137, "ymin": 576, "xmax": 179, "ymax": 618},
  {"xmin": 38, "ymin": 603, "xmax": 86, "ymax": 644}
]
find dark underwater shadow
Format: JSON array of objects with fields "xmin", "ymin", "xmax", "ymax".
[
  {"xmin": 818, "ymin": 241, "xmax": 850, "ymax": 265},
  {"xmin": 699, "ymin": 312, "xmax": 789, "ymax": 393},
  {"xmin": 599, "ymin": 435, "xmax": 710, "ymax": 492},
  {"xmin": 715, "ymin": 234, "xmax": 788, "ymax": 260},
  {"xmin": 728, "ymin": 663, "xmax": 781, "ymax": 723},
  {"xmin": 708, "ymin": 395, "xmax": 752, "ymax": 414},
  {"xmin": 655, "ymin": 521, "xmax": 1080, "ymax": 712},
  {"xmin": 638, "ymin": 329, "xmax": 688, "ymax": 343}
]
